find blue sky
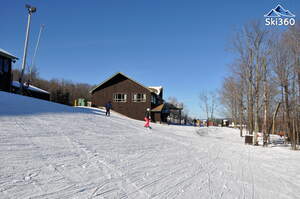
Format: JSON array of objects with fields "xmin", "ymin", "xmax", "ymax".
[{"xmin": 1, "ymin": 0, "xmax": 299, "ymax": 118}]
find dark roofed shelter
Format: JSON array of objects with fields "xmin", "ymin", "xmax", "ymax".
[
  {"xmin": 11, "ymin": 81, "xmax": 50, "ymax": 101},
  {"xmin": 0, "ymin": 48, "xmax": 18, "ymax": 92},
  {"xmin": 0, "ymin": 48, "xmax": 50, "ymax": 101},
  {"xmin": 151, "ymin": 102, "xmax": 183, "ymax": 124}
]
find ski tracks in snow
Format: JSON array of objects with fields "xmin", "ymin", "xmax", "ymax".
[{"xmin": 1, "ymin": 101, "xmax": 300, "ymax": 198}]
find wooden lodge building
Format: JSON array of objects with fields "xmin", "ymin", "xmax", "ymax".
[
  {"xmin": 0, "ymin": 48, "xmax": 18, "ymax": 92},
  {"xmin": 90, "ymin": 72, "xmax": 181, "ymax": 123}
]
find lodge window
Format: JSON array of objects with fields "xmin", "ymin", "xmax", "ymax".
[
  {"xmin": 113, "ymin": 93, "xmax": 127, "ymax": 102},
  {"xmin": 132, "ymin": 93, "xmax": 146, "ymax": 102}
]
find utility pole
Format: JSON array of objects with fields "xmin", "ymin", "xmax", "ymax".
[
  {"xmin": 20, "ymin": 4, "xmax": 37, "ymax": 91},
  {"xmin": 30, "ymin": 24, "xmax": 44, "ymax": 82}
]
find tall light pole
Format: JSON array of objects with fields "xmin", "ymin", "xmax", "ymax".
[{"xmin": 20, "ymin": 4, "xmax": 36, "ymax": 89}]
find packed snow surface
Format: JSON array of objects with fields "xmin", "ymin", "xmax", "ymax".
[{"xmin": 0, "ymin": 91, "xmax": 299, "ymax": 199}]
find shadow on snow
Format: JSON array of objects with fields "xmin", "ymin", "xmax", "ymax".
[{"xmin": 0, "ymin": 91, "xmax": 105, "ymax": 117}]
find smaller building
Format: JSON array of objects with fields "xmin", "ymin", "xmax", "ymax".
[
  {"xmin": 74, "ymin": 98, "xmax": 91, "ymax": 106},
  {"xmin": 151, "ymin": 103, "xmax": 183, "ymax": 124},
  {"xmin": 222, "ymin": 119, "xmax": 229, "ymax": 127},
  {"xmin": 0, "ymin": 48, "xmax": 18, "ymax": 92},
  {"xmin": 11, "ymin": 81, "xmax": 50, "ymax": 101}
]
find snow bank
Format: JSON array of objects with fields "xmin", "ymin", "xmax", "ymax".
[{"xmin": 257, "ymin": 133, "xmax": 286, "ymax": 145}]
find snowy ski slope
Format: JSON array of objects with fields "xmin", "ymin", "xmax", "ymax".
[{"xmin": 0, "ymin": 91, "xmax": 299, "ymax": 199}]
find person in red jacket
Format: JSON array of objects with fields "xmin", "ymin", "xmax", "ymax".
[{"xmin": 144, "ymin": 108, "xmax": 151, "ymax": 129}]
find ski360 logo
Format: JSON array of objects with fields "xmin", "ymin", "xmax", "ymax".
[{"xmin": 264, "ymin": 4, "xmax": 296, "ymax": 26}]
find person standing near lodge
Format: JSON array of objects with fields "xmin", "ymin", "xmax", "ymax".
[
  {"xmin": 105, "ymin": 101, "xmax": 112, "ymax": 116},
  {"xmin": 144, "ymin": 108, "xmax": 151, "ymax": 129},
  {"xmin": 193, "ymin": 119, "xmax": 197, "ymax": 126},
  {"xmin": 167, "ymin": 115, "xmax": 171, "ymax": 125}
]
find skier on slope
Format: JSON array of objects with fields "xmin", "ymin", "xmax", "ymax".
[
  {"xmin": 105, "ymin": 101, "xmax": 112, "ymax": 116},
  {"xmin": 144, "ymin": 108, "xmax": 151, "ymax": 129}
]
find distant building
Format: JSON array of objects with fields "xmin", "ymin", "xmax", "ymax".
[
  {"xmin": 0, "ymin": 48, "xmax": 18, "ymax": 92},
  {"xmin": 90, "ymin": 72, "xmax": 181, "ymax": 123}
]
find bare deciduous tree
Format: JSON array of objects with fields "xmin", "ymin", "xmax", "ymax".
[
  {"xmin": 223, "ymin": 21, "xmax": 299, "ymax": 150},
  {"xmin": 199, "ymin": 90, "xmax": 218, "ymax": 121}
]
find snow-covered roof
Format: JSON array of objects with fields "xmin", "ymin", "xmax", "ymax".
[
  {"xmin": 148, "ymin": 86, "xmax": 163, "ymax": 95},
  {"xmin": 12, "ymin": 81, "xmax": 49, "ymax": 94},
  {"xmin": 0, "ymin": 48, "xmax": 18, "ymax": 60}
]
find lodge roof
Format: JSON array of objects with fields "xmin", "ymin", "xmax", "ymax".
[
  {"xmin": 90, "ymin": 72, "xmax": 162, "ymax": 95},
  {"xmin": 151, "ymin": 104, "xmax": 164, "ymax": 112},
  {"xmin": 0, "ymin": 48, "xmax": 18, "ymax": 60},
  {"xmin": 151, "ymin": 103, "xmax": 183, "ymax": 112}
]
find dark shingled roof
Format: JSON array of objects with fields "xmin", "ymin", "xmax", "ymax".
[
  {"xmin": 90, "ymin": 72, "xmax": 162, "ymax": 95},
  {"xmin": 151, "ymin": 103, "xmax": 182, "ymax": 112}
]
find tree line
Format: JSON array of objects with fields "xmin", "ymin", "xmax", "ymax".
[
  {"xmin": 220, "ymin": 21, "xmax": 300, "ymax": 149},
  {"xmin": 12, "ymin": 68, "xmax": 93, "ymax": 106}
]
